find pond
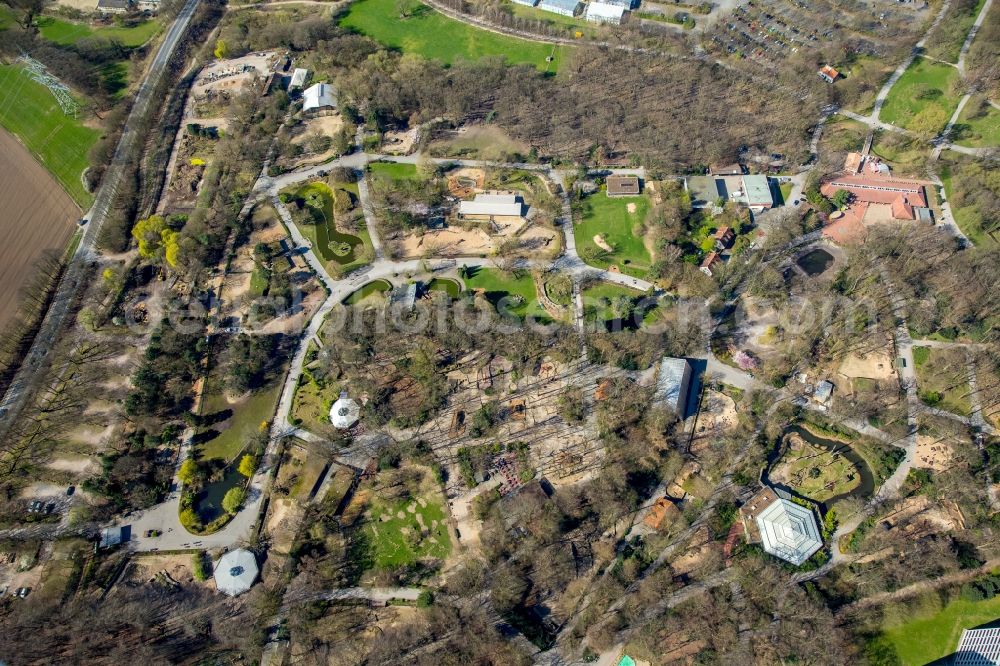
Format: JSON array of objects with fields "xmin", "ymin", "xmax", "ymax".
[
  {"xmin": 796, "ymin": 248, "xmax": 835, "ymax": 276},
  {"xmin": 764, "ymin": 424, "xmax": 875, "ymax": 509},
  {"xmin": 426, "ymin": 277, "xmax": 462, "ymax": 299},
  {"xmin": 293, "ymin": 183, "xmax": 366, "ymax": 265},
  {"xmin": 194, "ymin": 466, "xmax": 244, "ymax": 524},
  {"xmin": 342, "ymin": 279, "xmax": 392, "ymax": 305}
]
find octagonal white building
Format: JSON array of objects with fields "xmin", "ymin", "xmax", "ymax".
[
  {"xmin": 214, "ymin": 548, "xmax": 258, "ymax": 596},
  {"xmin": 330, "ymin": 391, "xmax": 360, "ymax": 429}
]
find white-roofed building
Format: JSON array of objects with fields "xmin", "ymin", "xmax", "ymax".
[
  {"xmin": 214, "ymin": 548, "xmax": 258, "ymax": 596},
  {"xmin": 289, "ymin": 67, "xmax": 309, "ymax": 89},
  {"xmin": 303, "ymin": 82, "xmax": 336, "ymax": 113},
  {"xmin": 742, "ymin": 488, "xmax": 822, "ymax": 566},
  {"xmin": 955, "ymin": 627, "xmax": 1000, "ymax": 665},
  {"xmin": 330, "ymin": 391, "xmax": 360, "ymax": 429},
  {"xmin": 655, "ymin": 357, "xmax": 691, "ymax": 418},
  {"xmin": 585, "ymin": 1, "xmax": 625, "ymax": 23},
  {"xmin": 457, "ymin": 193, "xmax": 525, "ymax": 220},
  {"xmin": 539, "ymin": 0, "xmax": 582, "ymax": 15}
]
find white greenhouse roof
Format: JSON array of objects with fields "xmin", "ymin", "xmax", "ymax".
[
  {"xmin": 214, "ymin": 548, "xmax": 258, "ymax": 596},
  {"xmin": 755, "ymin": 498, "xmax": 822, "ymax": 566},
  {"xmin": 586, "ymin": 2, "xmax": 625, "ymax": 21},
  {"xmin": 303, "ymin": 82, "xmax": 336, "ymax": 111},
  {"xmin": 330, "ymin": 391, "xmax": 360, "ymax": 429}
]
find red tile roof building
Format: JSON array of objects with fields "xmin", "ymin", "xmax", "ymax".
[{"xmin": 820, "ymin": 174, "xmax": 928, "ymax": 221}]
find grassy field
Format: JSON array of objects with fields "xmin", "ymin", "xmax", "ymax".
[
  {"xmin": 881, "ymin": 593, "xmax": 1000, "ymax": 665},
  {"xmin": 428, "ymin": 125, "xmax": 529, "ymax": 161},
  {"xmin": 938, "ymin": 164, "xmax": 997, "ymax": 247},
  {"xmin": 924, "ymin": 0, "xmax": 987, "ymax": 63},
  {"xmin": 913, "ymin": 346, "xmax": 972, "ymax": 416},
  {"xmin": 509, "ymin": 3, "xmax": 593, "ymax": 37},
  {"xmin": 198, "ymin": 381, "xmax": 283, "ymax": 462},
  {"xmin": 955, "ymin": 97, "xmax": 1000, "ymax": 148},
  {"xmin": 464, "ymin": 267, "xmax": 550, "ymax": 322},
  {"xmin": 367, "ymin": 492, "xmax": 451, "ymax": 567},
  {"xmin": 341, "ymin": 0, "xmax": 563, "ymax": 71},
  {"xmin": 575, "ymin": 190, "xmax": 651, "ymax": 278},
  {"xmin": 582, "ymin": 282, "xmax": 645, "ymax": 322},
  {"xmin": 880, "ymin": 57, "xmax": 962, "ymax": 133},
  {"xmin": 0, "ymin": 63, "xmax": 100, "ymax": 206},
  {"xmin": 343, "ymin": 278, "xmax": 392, "ymax": 305},
  {"xmin": 871, "ymin": 132, "xmax": 930, "ymax": 175},
  {"xmin": 36, "ymin": 16, "xmax": 161, "ymax": 47},
  {"xmin": 368, "ymin": 161, "xmax": 420, "ymax": 181}
]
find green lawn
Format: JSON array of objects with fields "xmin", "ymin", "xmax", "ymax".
[
  {"xmin": 881, "ymin": 594, "xmax": 1000, "ymax": 665},
  {"xmin": 509, "ymin": 3, "xmax": 593, "ymax": 37},
  {"xmin": 464, "ymin": 267, "xmax": 550, "ymax": 322},
  {"xmin": 368, "ymin": 161, "xmax": 420, "ymax": 181},
  {"xmin": 582, "ymin": 282, "xmax": 645, "ymax": 322},
  {"xmin": 938, "ymin": 163, "xmax": 997, "ymax": 247},
  {"xmin": 198, "ymin": 381, "xmax": 283, "ymax": 462},
  {"xmin": 343, "ymin": 278, "xmax": 392, "ymax": 305},
  {"xmin": 575, "ymin": 190, "xmax": 651, "ymax": 278},
  {"xmin": 880, "ymin": 57, "xmax": 962, "ymax": 133},
  {"xmin": 36, "ymin": 16, "xmax": 161, "ymax": 46},
  {"xmin": 368, "ymin": 494, "xmax": 451, "ymax": 567},
  {"xmin": 341, "ymin": 0, "xmax": 563, "ymax": 71},
  {"xmin": 0, "ymin": 63, "xmax": 99, "ymax": 207},
  {"xmin": 955, "ymin": 97, "xmax": 1000, "ymax": 148}
]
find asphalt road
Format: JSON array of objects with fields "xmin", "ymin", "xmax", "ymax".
[{"xmin": 0, "ymin": 0, "xmax": 202, "ymax": 440}]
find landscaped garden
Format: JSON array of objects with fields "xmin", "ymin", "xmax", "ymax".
[
  {"xmin": 879, "ymin": 57, "xmax": 962, "ymax": 134},
  {"xmin": 281, "ymin": 181, "xmax": 373, "ymax": 274},
  {"xmin": 769, "ymin": 428, "xmax": 862, "ymax": 502},
  {"xmin": 575, "ymin": 190, "xmax": 652, "ymax": 278},
  {"xmin": 342, "ymin": 279, "xmax": 392, "ymax": 305},
  {"xmin": 0, "ymin": 62, "xmax": 100, "ymax": 206},
  {"xmin": 462, "ymin": 266, "xmax": 551, "ymax": 322},
  {"xmin": 581, "ymin": 281, "xmax": 652, "ymax": 328},
  {"xmin": 340, "ymin": 0, "xmax": 563, "ymax": 71}
]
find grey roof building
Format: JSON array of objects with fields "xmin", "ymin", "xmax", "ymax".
[
  {"xmin": 214, "ymin": 549, "xmax": 259, "ymax": 596},
  {"xmin": 656, "ymin": 357, "xmax": 691, "ymax": 418},
  {"xmin": 754, "ymin": 495, "xmax": 822, "ymax": 566},
  {"xmin": 538, "ymin": 0, "xmax": 582, "ymax": 16},
  {"xmin": 954, "ymin": 628, "xmax": 1000, "ymax": 665}
]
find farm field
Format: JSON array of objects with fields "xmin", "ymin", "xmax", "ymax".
[
  {"xmin": 36, "ymin": 16, "xmax": 161, "ymax": 47},
  {"xmin": 0, "ymin": 129, "xmax": 79, "ymax": 329},
  {"xmin": 955, "ymin": 98, "xmax": 1000, "ymax": 148},
  {"xmin": 881, "ymin": 593, "xmax": 1000, "ymax": 665},
  {"xmin": 0, "ymin": 63, "xmax": 100, "ymax": 206},
  {"xmin": 879, "ymin": 57, "xmax": 962, "ymax": 133},
  {"xmin": 341, "ymin": 0, "xmax": 564, "ymax": 71},
  {"xmin": 575, "ymin": 191, "xmax": 652, "ymax": 278},
  {"xmin": 464, "ymin": 267, "xmax": 551, "ymax": 322}
]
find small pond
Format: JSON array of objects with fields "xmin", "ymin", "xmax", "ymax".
[
  {"xmin": 194, "ymin": 466, "xmax": 244, "ymax": 524},
  {"xmin": 763, "ymin": 424, "xmax": 875, "ymax": 509},
  {"xmin": 342, "ymin": 279, "xmax": 392, "ymax": 305},
  {"xmin": 426, "ymin": 278, "xmax": 462, "ymax": 299},
  {"xmin": 796, "ymin": 248, "xmax": 835, "ymax": 276}
]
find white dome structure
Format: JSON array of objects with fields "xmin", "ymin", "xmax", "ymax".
[
  {"xmin": 214, "ymin": 548, "xmax": 258, "ymax": 596},
  {"xmin": 330, "ymin": 391, "xmax": 360, "ymax": 429},
  {"xmin": 755, "ymin": 497, "xmax": 823, "ymax": 566}
]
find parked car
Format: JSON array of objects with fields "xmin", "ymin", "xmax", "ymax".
[
  {"xmin": 15, "ymin": 587, "xmax": 30, "ymax": 598},
  {"xmin": 66, "ymin": 486, "xmax": 75, "ymax": 496}
]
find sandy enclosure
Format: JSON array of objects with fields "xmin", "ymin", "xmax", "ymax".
[{"xmin": 0, "ymin": 129, "xmax": 78, "ymax": 329}]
